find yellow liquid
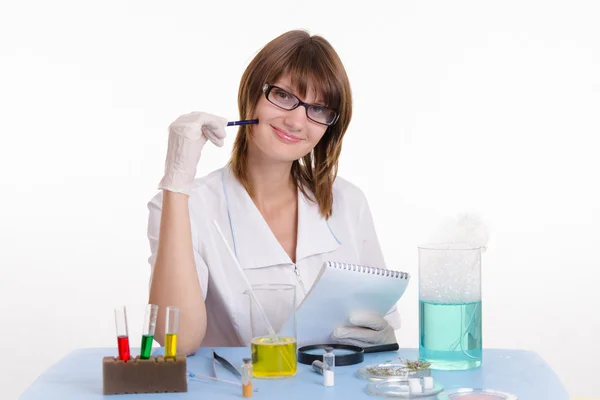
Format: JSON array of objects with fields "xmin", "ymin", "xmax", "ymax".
[
  {"xmin": 165, "ymin": 333, "xmax": 177, "ymax": 359},
  {"xmin": 251, "ymin": 336, "xmax": 297, "ymax": 378}
]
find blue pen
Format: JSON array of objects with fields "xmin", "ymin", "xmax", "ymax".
[{"xmin": 227, "ymin": 119, "xmax": 259, "ymax": 126}]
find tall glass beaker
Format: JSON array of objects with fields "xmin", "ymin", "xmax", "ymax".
[
  {"xmin": 245, "ymin": 284, "xmax": 297, "ymax": 378},
  {"xmin": 418, "ymin": 243, "xmax": 483, "ymax": 370}
]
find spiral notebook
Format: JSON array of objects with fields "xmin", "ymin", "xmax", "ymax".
[{"xmin": 294, "ymin": 261, "xmax": 410, "ymax": 346}]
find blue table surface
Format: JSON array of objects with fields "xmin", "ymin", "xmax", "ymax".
[{"xmin": 20, "ymin": 347, "xmax": 569, "ymax": 399}]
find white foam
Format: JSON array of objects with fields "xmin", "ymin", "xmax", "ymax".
[
  {"xmin": 419, "ymin": 242, "xmax": 482, "ymax": 303},
  {"xmin": 419, "ymin": 213, "xmax": 490, "ymax": 303}
]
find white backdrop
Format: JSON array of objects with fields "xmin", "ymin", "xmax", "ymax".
[{"xmin": 1, "ymin": 1, "xmax": 599, "ymax": 399}]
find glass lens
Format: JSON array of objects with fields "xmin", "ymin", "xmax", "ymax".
[
  {"xmin": 267, "ymin": 86, "xmax": 337, "ymax": 125},
  {"xmin": 303, "ymin": 348, "xmax": 357, "ymax": 356},
  {"xmin": 268, "ymin": 87, "xmax": 299, "ymax": 109},
  {"xmin": 307, "ymin": 106, "xmax": 336, "ymax": 125}
]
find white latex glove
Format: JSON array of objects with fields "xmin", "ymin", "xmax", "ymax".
[
  {"xmin": 332, "ymin": 313, "xmax": 397, "ymax": 348},
  {"xmin": 158, "ymin": 111, "xmax": 228, "ymax": 195}
]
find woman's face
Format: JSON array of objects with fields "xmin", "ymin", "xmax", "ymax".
[{"xmin": 248, "ymin": 74, "xmax": 329, "ymax": 163}]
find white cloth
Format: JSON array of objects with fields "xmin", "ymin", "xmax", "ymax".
[{"xmin": 147, "ymin": 164, "xmax": 401, "ymax": 346}]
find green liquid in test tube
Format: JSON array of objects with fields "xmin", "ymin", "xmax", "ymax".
[{"xmin": 140, "ymin": 304, "xmax": 159, "ymax": 359}]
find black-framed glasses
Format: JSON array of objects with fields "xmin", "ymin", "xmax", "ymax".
[{"xmin": 262, "ymin": 83, "xmax": 339, "ymax": 126}]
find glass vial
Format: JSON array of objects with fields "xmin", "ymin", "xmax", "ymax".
[
  {"xmin": 241, "ymin": 357, "xmax": 253, "ymax": 398},
  {"xmin": 312, "ymin": 360, "xmax": 324, "ymax": 374},
  {"xmin": 323, "ymin": 347, "xmax": 334, "ymax": 387}
]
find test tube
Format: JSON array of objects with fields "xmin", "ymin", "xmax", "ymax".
[
  {"xmin": 323, "ymin": 347, "xmax": 334, "ymax": 387},
  {"xmin": 114, "ymin": 306, "xmax": 131, "ymax": 361},
  {"xmin": 241, "ymin": 357, "xmax": 253, "ymax": 398},
  {"xmin": 140, "ymin": 304, "xmax": 158, "ymax": 359},
  {"xmin": 165, "ymin": 306, "xmax": 179, "ymax": 359}
]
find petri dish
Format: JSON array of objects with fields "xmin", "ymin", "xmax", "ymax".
[
  {"xmin": 439, "ymin": 388, "xmax": 518, "ymax": 399},
  {"xmin": 366, "ymin": 381, "xmax": 444, "ymax": 398},
  {"xmin": 356, "ymin": 363, "xmax": 431, "ymax": 381}
]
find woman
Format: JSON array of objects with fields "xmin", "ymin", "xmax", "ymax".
[{"xmin": 147, "ymin": 30, "xmax": 400, "ymax": 354}]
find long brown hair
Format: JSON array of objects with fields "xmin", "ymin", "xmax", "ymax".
[{"xmin": 230, "ymin": 30, "xmax": 352, "ymax": 219}]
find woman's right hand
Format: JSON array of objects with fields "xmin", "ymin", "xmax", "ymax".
[{"xmin": 158, "ymin": 111, "xmax": 228, "ymax": 195}]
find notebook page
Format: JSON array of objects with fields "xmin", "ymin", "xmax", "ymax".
[{"xmin": 293, "ymin": 261, "xmax": 410, "ymax": 347}]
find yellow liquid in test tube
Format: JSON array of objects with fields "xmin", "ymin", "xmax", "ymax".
[
  {"xmin": 251, "ymin": 336, "xmax": 297, "ymax": 378},
  {"xmin": 165, "ymin": 333, "xmax": 177, "ymax": 359},
  {"xmin": 164, "ymin": 305, "xmax": 179, "ymax": 359}
]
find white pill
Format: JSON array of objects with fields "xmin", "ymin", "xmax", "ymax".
[
  {"xmin": 408, "ymin": 378, "xmax": 422, "ymax": 393},
  {"xmin": 423, "ymin": 376, "xmax": 434, "ymax": 389}
]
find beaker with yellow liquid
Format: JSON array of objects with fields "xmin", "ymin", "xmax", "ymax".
[{"xmin": 245, "ymin": 284, "xmax": 297, "ymax": 378}]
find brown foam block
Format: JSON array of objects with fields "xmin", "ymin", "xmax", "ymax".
[{"xmin": 102, "ymin": 354, "xmax": 188, "ymax": 395}]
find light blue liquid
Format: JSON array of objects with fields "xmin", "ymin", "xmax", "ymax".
[{"xmin": 419, "ymin": 300, "xmax": 482, "ymax": 370}]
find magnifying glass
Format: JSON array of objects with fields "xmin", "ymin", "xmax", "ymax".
[{"xmin": 297, "ymin": 343, "xmax": 399, "ymax": 366}]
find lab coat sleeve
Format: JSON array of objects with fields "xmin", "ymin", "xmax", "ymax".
[
  {"xmin": 146, "ymin": 191, "xmax": 209, "ymax": 301},
  {"xmin": 357, "ymin": 192, "xmax": 402, "ymax": 330}
]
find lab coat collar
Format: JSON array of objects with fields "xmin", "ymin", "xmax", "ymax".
[{"xmin": 222, "ymin": 164, "xmax": 340, "ymax": 269}]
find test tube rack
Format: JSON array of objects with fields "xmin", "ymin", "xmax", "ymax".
[{"xmin": 102, "ymin": 354, "xmax": 188, "ymax": 395}]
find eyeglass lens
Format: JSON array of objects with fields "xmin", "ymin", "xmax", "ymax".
[{"xmin": 267, "ymin": 86, "xmax": 336, "ymax": 125}]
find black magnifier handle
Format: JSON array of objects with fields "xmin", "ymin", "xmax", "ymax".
[{"xmin": 363, "ymin": 343, "xmax": 400, "ymax": 354}]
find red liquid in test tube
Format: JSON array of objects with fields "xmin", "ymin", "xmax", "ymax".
[
  {"xmin": 117, "ymin": 335, "xmax": 130, "ymax": 361},
  {"xmin": 114, "ymin": 306, "xmax": 131, "ymax": 361}
]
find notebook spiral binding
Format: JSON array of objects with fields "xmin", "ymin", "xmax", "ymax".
[{"xmin": 326, "ymin": 261, "xmax": 409, "ymax": 279}]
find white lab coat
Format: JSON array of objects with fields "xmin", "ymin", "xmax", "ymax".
[{"xmin": 147, "ymin": 163, "xmax": 400, "ymax": 347}]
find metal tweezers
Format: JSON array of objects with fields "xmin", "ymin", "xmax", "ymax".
[
  {"xmin": 212, "ymin": 349, "xmax": 242, "ymax": 380},
  {"xmin": 212, "ymin": 349, "xmax": 259, "ymax": 392}
]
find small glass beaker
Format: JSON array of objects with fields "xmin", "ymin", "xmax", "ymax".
[
  {"xmin": 245, "ymin": 284, "xmax": 297, "ymax": 378},
  {"xmin": 418, "ymin": 243, "xmax": 483, "ymax": 370}
]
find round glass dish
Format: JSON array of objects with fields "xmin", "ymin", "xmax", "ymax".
[
  {"xmin": 356, "ymin": 363, "xmax": 431, "ymax": 381},
  {"xmin": 366, "ymin": 381, "xmax": 444, "ymax": 398},
  {"xmin": 438, "ymin": 388, "xmax": 518, "ymax": 399}
]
